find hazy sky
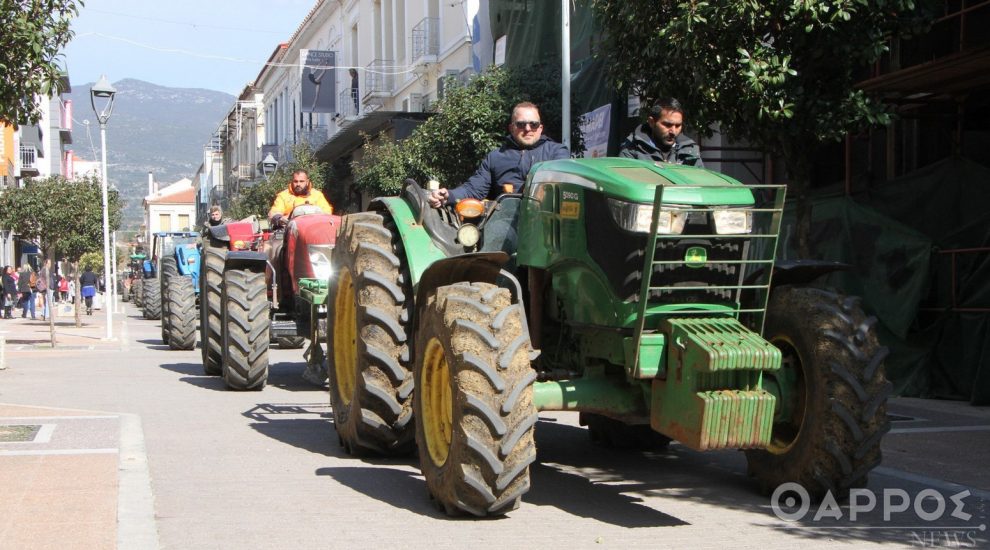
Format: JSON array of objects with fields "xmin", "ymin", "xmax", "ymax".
[{"xmin": 64, "ymin": 0, "xmax": 317, "ymax": 93}]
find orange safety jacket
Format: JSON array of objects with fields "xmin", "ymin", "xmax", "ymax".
[{"xmin": 268, "ymin": 186, "xmax": 333, "ymax": 218}]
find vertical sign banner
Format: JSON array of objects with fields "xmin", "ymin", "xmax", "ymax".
[
  {"xmin": 580, "ymin": 104, "xmax": 611, "ymax": 158},
  {"xmin": 300, "ymin": 50, "xmax": 337, "ymax": 113}
]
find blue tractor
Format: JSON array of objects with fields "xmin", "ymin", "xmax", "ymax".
[{"xmin": 143, "ymin": 232, "xmax": 202, "ymax": 350}]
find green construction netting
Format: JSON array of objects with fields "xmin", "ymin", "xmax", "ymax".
[{"xmin": 781, "ymin": 158, "xmax": 990, "ymax": 404}]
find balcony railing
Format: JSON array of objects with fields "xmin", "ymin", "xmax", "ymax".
[
  {"xmin": 363, "ymin": 59, "xmax": 394, "ymax": 100},
  {"xmin": 411, "ymin": 17, "xmax": 440, "ymax": 64},
  {"xmin": 339, "ymin": 88, "xmax": 359, "ymax": 118},
  {"xmin": 20, "ymin": 146, "xmax": 38, "ymax": 172},
  {"xmin": 237, "ymin": 164, "xmax": 255, "ymax": 180},
  {"xmin": 298, "ymin": 126, "xmax": 330, "ymax": 147}
]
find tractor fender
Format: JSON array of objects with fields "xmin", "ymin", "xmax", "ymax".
[
  {"xmin": 413, "ymin": 251, "xmax": 529, "ymax": 335},
  {"xmin": 770, "ymin": 259, "xmax": 850, "ymax": 287},
  {"xmin": 224, "ymin": 250, "xmax": 268, "ymax": 273},
  {"xmin": 204, "ymin": 224, "xmax": 231, "ymax": 242}
]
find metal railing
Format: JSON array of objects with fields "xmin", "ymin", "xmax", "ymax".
[
  {"xmin": 19, "ymin": 146, "xmax": 37, "ymax": 170},
  {"xmin": 338, "ymin": 89, "xmax": 359, "ymax": 118},
  {"xmin": 411, "ymin": 17, "xmax": 440, "ymax": 63},
  {"xmin": 237, "ymin": 164, "xmax": 255, "ymax": 180},
  {"xmin": 364, "ymin": 59, "xmax": 394, "ymax": 97},
  {"xmin": 298, "ymin": 126, "xmax": 329, "ymax": 147}
]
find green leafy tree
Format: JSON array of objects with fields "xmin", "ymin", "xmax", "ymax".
[
  {"xmin": 0, "ymin": 174, "xmax": 122, "ymax": 325},
  {"xmin": 79, "ymin": 250, "xmax": 104, "ymax": 273},
  {"xmin": 0, "ymin": 0, "xmax": 82, "ymax": 125},
  {"xmin": 591, "ymin": 0, "xmax": 930, "ymax": 253},
  {"xmin": 229, "ymin": 143, "xmax": 329, "ymax": 220},
  {"xmin": 354, "ymin": 64, "xmax": 585, "ymax": 197}
]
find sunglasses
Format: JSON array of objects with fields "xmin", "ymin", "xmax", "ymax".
[{"xmin": 513, "ymin": 120, "xmax": 542, "ymax": 130}]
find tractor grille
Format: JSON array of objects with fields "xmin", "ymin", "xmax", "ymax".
[{"xmin": 585, "ymin": 193, "xmax": 746, "ymax": 307}]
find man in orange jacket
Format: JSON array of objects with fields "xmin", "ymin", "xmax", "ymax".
[{"xmin": 268, "ymin": 169, "xmax": 333, "ymax": 227}]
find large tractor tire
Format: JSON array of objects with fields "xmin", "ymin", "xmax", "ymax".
[
  {"xmin": 580, "ymin": 413, "xmax": 672, "ymax": 451},
  {"xmin": 276, "ymin": 336, "xmax": 306, "ymax": 349},
  {"xmin": 142, "ymin": 278, "xmax": 162, "ymax": 320},
  {"xmin": 220, "ymin": 268, "xmax": 270, "ymax": 390},
  {"xmin": 160, "ymin": 257, "xmax": 178, "ymax": 344},
  {"xmin": 328, "ymin": 212, "xmax": 414, "ymax": 456},
  {"xmin": 133, "ymin": 279, "xmax": 143, "ymax": 308},
  {"xmin": 200, "ymin": 237, "xmax": 226, "ymax": 375},
  {"xmin": 746, "ymin": 286, "xmax": 891, "ymax": 500},
  {"xmin": 122, "ymin": 283, "xmax": 131, "ymax": 302},
  {"xmin": 166, "ymin": 276, "xmax": 197, "ymax": 350},
  {"xmin": 414, "ymin": 282, "xmax": 538, "ymax": 516}
]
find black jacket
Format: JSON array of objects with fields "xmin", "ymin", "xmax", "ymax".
[
  {"xmin": 619, "ymin": 124, "xmax": 704, "ymax": 168},
  {"xmin": 448, "ymin": 135, "xmax": 570, "ymax": 202},
  {"xmin": 80, "ymin": 270, "xmax": 99, "ymax": 287},
  {"xmin": 2, "ymin": 273, "xmax": 16, "ymax": 297}
]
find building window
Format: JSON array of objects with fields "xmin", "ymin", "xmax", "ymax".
[
  {"xmin": 159, "ymin": 214, "xmax": 172, "ymax": 232},
  {"xmin": 177, "ymin": 214, "xmax": 190, "ymax": 230}
]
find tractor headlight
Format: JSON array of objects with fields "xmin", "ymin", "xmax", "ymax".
[
  {"xmin": 457, "ymin": 224, "xmax": 480, "ymax": 248},
  {"xmin": 607, "ymin": 198, "xmax": 686, "ymax": 234},
  {"xmin": 308, "ymin": 245, "xmax": 334, "ymax": 281},
  {"xmin": 712, "ymin": 208, "xmax": 753, "ymax": 234}
]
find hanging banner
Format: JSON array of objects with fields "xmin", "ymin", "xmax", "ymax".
[
  {"xmin": 580, "ymin": 104, "xmax": 611, "ymax": 158},
  {"xmin": 300, "ymin": 49, "xmax": 337, "ymax": 113}
]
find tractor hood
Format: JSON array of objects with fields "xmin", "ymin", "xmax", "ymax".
[{"xmin": 527, "ymin": 158, "xmax": 755, "ymax": 206}]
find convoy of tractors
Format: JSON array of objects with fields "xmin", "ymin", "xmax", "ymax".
[{"xmin": 134, "ymin": 158, "xmax": 891, "ymax": 517}]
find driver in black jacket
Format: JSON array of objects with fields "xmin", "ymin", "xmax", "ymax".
[{"xmin": 429, "ymin": 102, "xmax": 569, "ymax": 207}]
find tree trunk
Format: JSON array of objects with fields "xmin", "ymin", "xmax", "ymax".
[{"xmin": 42, "ymin": 258, "xmax": 56, "ymax": 348}]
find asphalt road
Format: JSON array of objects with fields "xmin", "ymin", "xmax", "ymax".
[{"xmin": 2, "ymin": 304, "xmax": 988, "ymax": 549}]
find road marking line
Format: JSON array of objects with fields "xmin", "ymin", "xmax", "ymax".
[
  {"xmin": 0, "ymin": 448, "xmax": 118, "ymax": 456},
  {"xmin": 874, "ymin": 467, "xmax": 990, "ymax": 501},
  {"xmin": 0, "ymin": 415, "xmax": 119, "ymax": 420},
  {"xmin": 890, "ymin": 425, "xmax": 990, "ymax": 434}
]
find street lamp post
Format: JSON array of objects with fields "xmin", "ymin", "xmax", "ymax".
[
  {"xmin": 90, "ymin": 75, "xmax": 117, "ymax": 340},
  {"xmin": 262, "ymin": 153, "xmax": 278, "ymax": 181}
]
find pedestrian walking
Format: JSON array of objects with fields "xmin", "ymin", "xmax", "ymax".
[
  {"xmin": 79, "ymin": 266, "xmax": 98, "ymax": 315},
  {"xmin": 37, "ymin": 263, "xmax": 51, "ymax": 320},
  {"xmin": 59, "ymin": 275, "xmax": 69, "ymax": 302},
  {"xmin": 17, "ymin": 264, "xmax": 36, "ymax": 319},
  {"xmin": 2, "ymin": 266, "xmax": 16, "ymax": 319}
]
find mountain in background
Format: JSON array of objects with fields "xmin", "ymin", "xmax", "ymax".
[{"xmin": 68, "ymin": 79, "xmax": 234, "ymax": 230}]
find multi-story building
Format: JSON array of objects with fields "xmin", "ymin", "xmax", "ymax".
[
  {"xmin": 201, "ymin": 0, "xmax": 481, "ymax": 221},
  {"xmin": 143, "ymin": 177, "xmax": 197, "ymax": 246},
  {"xmin": 0, "ymin": 73, "xmax": 74, "ymax": 267}
]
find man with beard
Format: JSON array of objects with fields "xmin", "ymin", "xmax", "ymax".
[{"xmin": 619, "ymin": 98, "xmax": 704, "ymax": 167}]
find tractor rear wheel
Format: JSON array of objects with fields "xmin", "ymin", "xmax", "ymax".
[
  {"xmin": 328, "ymin": 212, "xmax": 414, "ymax": 456},
  {"xmin": 276, "ymin": 336, "xmax": 306, "ymax": 349},
  {"xmin": 142, "ymin": 278, "xmax": 161, "ymax": 320},
  {"xmin": 220, "ymin": 268, "xmax": 270, "ymax": 390},
  {"xmin": 414, "ymin": 282, "xmax": 538, "ymax": 517},
  {"xmin": 160, "ymin": 257, "xmax": 178, "ymax": 344},
  {"xmin": 166, "ymin": 276, "xmax": 197, "ymax": 350},
  {"xmin": 745, "ymin": 286, "xmax": 891, "ymax": 500},
  {"xmin": 200, "ymin": 237, "xmax": 226, "ymax": 375},
  {"xmin": 580, "ymin": 413, "xmax": 672, "ymax": 451}
]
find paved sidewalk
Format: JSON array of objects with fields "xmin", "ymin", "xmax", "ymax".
[{"xmin": 0, "ymin": 299, "xmax": 130, "ymax": 360}]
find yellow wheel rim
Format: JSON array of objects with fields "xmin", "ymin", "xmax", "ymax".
[
  {"xmin": 333, "ymin": 268, "xmax": 357, "ymax": 406},
  {"xmin": 765, "ymin": 335, "xmax": 807, "ymax": 455},
  {"xmin": 421, "ymin": 337, "xmax": 452, "ymax": 467}
]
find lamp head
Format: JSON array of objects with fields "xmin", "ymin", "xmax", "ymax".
[
  {"xmin": 262, "ymin": 153, "xmax": 278, "ymax": 179},
  {"xmin": 90, "ymin": 75, "xmax": 117, "ymax": 124},
  {"xmin": 91, "ymin": 75, "xmax": 117, "ymax": 98}
]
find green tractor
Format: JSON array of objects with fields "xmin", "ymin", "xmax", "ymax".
[{"xmin": 327, "ymin": 158, "xmax": 890, "ymax": 516}]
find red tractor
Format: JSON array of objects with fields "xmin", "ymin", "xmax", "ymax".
[{"xmin": 200, "ymin": 206, "xmax": 341, "ymax": 390}]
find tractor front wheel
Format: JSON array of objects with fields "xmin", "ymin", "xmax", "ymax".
[
  {"xmin": 414, "ymin": 282, "xmax": 538, "ymax": 517},
  {"xmin": 160, "ymin": 257, "xmax": 178, "ymax": 344},
  {"xmin": 745, "ymin": 286, "xmax": 891, "ymax": 500},
  {"xmin": 166, "ymin": 276, "xmax": 197, "ymax": 350},
  {"xmin": 200, "ymin": 237, "xmax": 226, "ymax": 375},
  {"xmin": 133, "ymin": 279, "xmax": 143, "ymax": 308},
  {"xmin": 328, "ymin": 212, "xmax": 414, "ymax": 456},
  {"xmin": 142, "ymin": 278, "xmax": 161, "ymax": 320},
  {"xmin": 276, "ymin": 336, "xmax": 306, "ymax": 349},
  {"xmin": 220, "ymin": 268, "xmax": 270, "ymax": 390}
]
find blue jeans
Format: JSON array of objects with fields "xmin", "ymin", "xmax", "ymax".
[{"xmin": 21, "ymin": 291, "xmax": 35, "ymax": 318}]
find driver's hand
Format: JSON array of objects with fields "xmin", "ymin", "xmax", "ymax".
[
  {"xmin": 270, "ymin": 214, "xmax": 284, "ymax": 228},
  {"xmin": 428, "ymin": 188, "xmax": 449, "ymax": 209}
]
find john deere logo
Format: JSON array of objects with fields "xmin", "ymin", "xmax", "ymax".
[{"xmin": 685, "ymin": 246, "xmax": 707, "ymax": 267}]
